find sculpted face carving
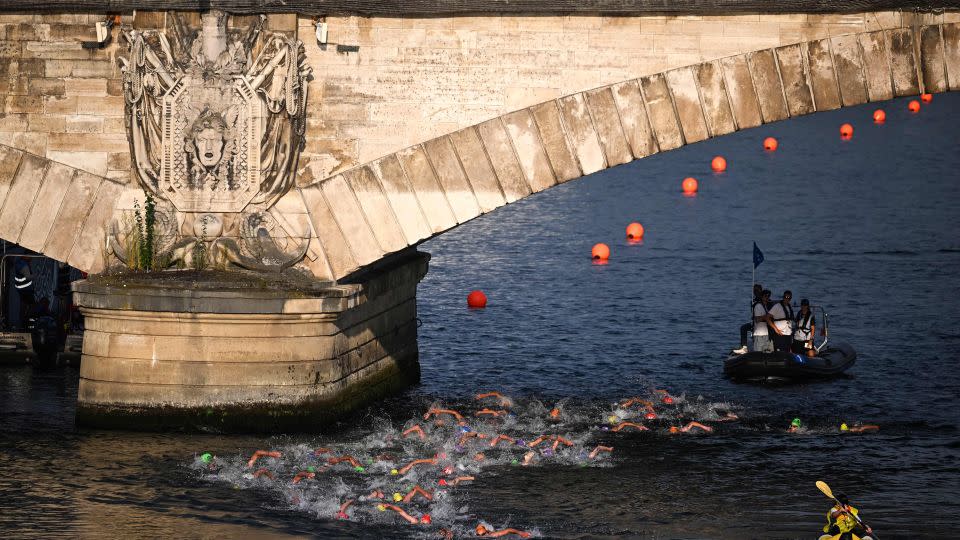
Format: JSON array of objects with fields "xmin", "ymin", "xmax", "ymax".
[{"xmin": 195, "ymin": 127, "xmax": 224, "ymax": 167}]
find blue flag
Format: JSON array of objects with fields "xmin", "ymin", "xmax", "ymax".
[{"xmin": 753, "ymin": 242, "xmax": 764, "ymax": 268}]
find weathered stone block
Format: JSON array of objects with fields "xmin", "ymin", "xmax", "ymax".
[
  {"xmin": 343, "ymin": 166, "xmax": 408, "ymax": 254},
  {"xmin": 502, "ymin": 109, "xmax": 556, "ymax": 192},
  {"xmin": 299, "ymin": 185, "xmax": 356, "ymax": 279},
  {"xmin": 944, "ymin": 23, "xmax": 960, "ymax": 91},
  {"xmin": 43, "ymin": 169, "xmax": 101, "ymax": 262},
  {"xmin": 776, "ymin": 44, "xmax": 815, "ymax": 117},
  {"xmin": 610, "ymin": 80, "xmax": 658, "ymax": 158},
  {"xmin": 0, "ymin": 152, "xmax": 47, "ymax": 241},
  {"xmin": 919, "ymin": 25, "xmax": 947, "ymax": 94},
  {"xmin": 4, "ymin": 94, "xmax": 42, "ymax": 113},
  {"xmin": 19, "ymin": 161, "xmax": 76, "ymax": 252},
  {"xmin": 320, "ymin": 174, "xmax": 384, "ymax": 268},
  {"xmin": 557, "ymin": 93, "xmax": 606, "ymax": 175},
  {"xmin": 394, "ymin": 145, "xmax": 458, "ymax": 233},
  {"xmin": 858, "ymin": 31, "xmax": 895, "ymax": 102},
  {"xmin": 804, "ymin": 39, "xmax": 840, "ymax": 111},
  {"xmin": 584, "ymin": 87, "xmax": 632, "ymax": 169},
  {"xmin": 422, "ymin": 136, "xmax": 482, "ymax": 224},
  {"xmin": 830, "ymin": 34, "xmax": 868, "ymax": 107},
  {"xmin": 0, "ymin": 145, "xmax": 24, "ymax": 205},
  {"xmin": 67, "ymin": 179, "xmax": 123, "ymax": 273},
  {"xmin": 640, "ymin": 73, "xmax": 683, "ymax": 151},
  {"xmin": 28, "ymin": 77, "xmax": 65, "ymax": 96},
  {"xmin": 694, "ymin": 60, "xmax": 736, "ymax": 137},
  {"xmin": 886, "ymin": 28, "xmax": 920, "ymax": 97},
  {"xmin": 719, "ymin": 55, "xmax": 763, "ymax": 130},
  {"xmin": 369, "ymin": 154, "xmax": 432, "ymax": 244},
  {"xmin": 747, "ymin": 49, "xmax": 788, "ymax": 123},
  {"xmin": 664, "ymin": 66, "xmax": 709, "ymax": 144},
  {"xmin": 529, "ymin": 101, "xmax": 580, "ymax": 183},
  {"xmin": 475, "ymin": 118, "xmax": 531, "ymax": 203},
  {"xmin": 448, "ymin": 127, "xmax": 507, "ymax": 212}
]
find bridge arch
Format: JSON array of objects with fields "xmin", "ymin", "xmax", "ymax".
[{"xmin": 298, "ymin": 23, "xmax": 959, "ymax": 282}]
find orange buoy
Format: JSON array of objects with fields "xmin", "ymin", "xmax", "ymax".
[
  {"xmin": 839, "ymin": 123, "xmax": 853, "ymax": 139},
  {"xmin": 591, "ymin": 243, "xmax": 610, "ymax": 261},
  {"xmin": 467, "ymin": 290, "xmax": 487, "ymax": 308},
  {"xmin": 626, "ymin": 222, "xmax": 644, "ymax": 241},
  {"xmin": 711, "ymin": 156, "xmax": 727, "ymax": 172},
  {"xmin": 763, "ymin": 137, "xmax": 778, "ymax": 151},
  {"xmin": 908, "ymin": 100, "xmax": 921, "ymax": 113},
  {"xmin": 681, "ymin": 177, "xmax": 698, "ymax": 195},
  {"xmin": 921, "ymin": 93, "xmax": 933, "ymax": 103},
  {"xmin": 872, "ymin": 109, "xmax": 886, "ymax": 123}
]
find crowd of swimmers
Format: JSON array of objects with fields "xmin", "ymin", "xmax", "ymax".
[
  {"xmin": 194, "ymin": 389, "xmax": 878, "ymax": 537},
  {"xmin": 733, "ymin": 283, "xmax": 818, "ymax": 355}
]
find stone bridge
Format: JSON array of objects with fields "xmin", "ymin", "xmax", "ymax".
[{"xmin": 1, "ymin": 4, "xmax": 958, "ymax": 429}]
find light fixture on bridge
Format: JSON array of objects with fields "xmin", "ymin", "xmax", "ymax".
[{"xmin": 81, "ymin": 15, "xmax": 119, "ymax": 50}]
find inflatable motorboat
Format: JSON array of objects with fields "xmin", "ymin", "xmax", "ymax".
[
  {"xmin": 724, "ymin": 304, "xmax": 857, "ymax": 380},
  {"xmin": 724, "ymin": 342, "xmax": 856, "ymax": 380}
]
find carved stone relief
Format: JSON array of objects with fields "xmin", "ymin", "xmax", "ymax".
[{"xmin": 111, "ymin": 11, "xmax": 312, "ymax": 273}]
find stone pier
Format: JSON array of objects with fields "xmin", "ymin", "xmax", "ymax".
[{"xmin": 73, "ymin": 251, "xmax": 427, "ymax": 432}]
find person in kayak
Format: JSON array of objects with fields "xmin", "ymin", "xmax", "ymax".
[
  {"xmin": 792, "ymin": 299, "xmax": 816, "ymax": 354},
  {"xmin": 752, "ymin": 289, "xmax": 776, "ymax": 353},
  {"xmin": 768, "ymin": 290, "xmax": 794, "ymax": 352},
  {"xmin": 822, "ymin": 492, "xmax": 873, "ymax": 539},
  {"xmin": 733, "ymin": 283, "xmax": 764, "ymax": 354}
]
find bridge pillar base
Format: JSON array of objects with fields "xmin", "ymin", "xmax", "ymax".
[{"xmin": 73, "ymin": 251, "xmax": 429, "ymax": 432}]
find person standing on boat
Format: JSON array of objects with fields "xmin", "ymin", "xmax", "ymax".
[
  {"xmin": 733, "ymin": 284, "xmax": 764, "ymax": 354},
  {"xmin": 768, "ymin": 290, "xmax": 794, "ymax": 352},
  {"xmin": 792, "ymin": 299, "xmax": 816, "ymax": 355},
  {"xmin": 752, "ymin": 289, "xmax": 775, "ymax": 352}
]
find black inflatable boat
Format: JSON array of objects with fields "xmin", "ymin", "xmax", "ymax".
[{"xmin": 724, "ymin": 342, "xmax": 856, "ymax": 380}]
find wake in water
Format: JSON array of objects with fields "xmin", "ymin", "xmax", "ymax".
[{"xmin": 188, "ymin": 389, "xmax": 881, "ymax": 537}]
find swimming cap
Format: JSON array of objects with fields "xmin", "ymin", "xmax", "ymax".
[
  {"xmin": 645, "ymin": 412, "xmax": 657, "ymax": 420},
  {"xmin": 840, "ymin": 423, "xmax": 849, "ymax": 431},
  {"xmin": 390, "ymin": 468, "xmax": 398, "ymax": 475},
  {"xmin": 393, "ymin": 492, "xmax": 403, "ymax": 502},
  {"xmin": 662, "ymin": 396, "xmax": 674, "ymax": 404},
  {"xmin": 421, "ymin": 514, "xmax": 432, "ymax": 524},
  {"xmin": 476, "ymin": 524, "xmax": 489, "ymax": 535},
  {"xmin": 669, "ymin": 426, "xmax": 679, "ymax": 433},
  {"xmin": 200, "ymin": 452, "xmax": 212, "ymax": 463},
  {"xmin": 608, "ymin": 415, "xmax": 618, "ymax": 424},
  {"xmin": 791, "ymin": 418, "xmax": 802, "ymax": 428}
]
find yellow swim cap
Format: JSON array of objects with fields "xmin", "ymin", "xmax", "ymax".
[
  {"xmin": 392, "ymin": 492, "xmax": 403, "ymax": 502},
  {"xmin": 840, "ymin": 423, "xmax": 849, "ymax": 431}
]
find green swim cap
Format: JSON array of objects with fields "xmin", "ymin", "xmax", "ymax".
[
  {"xmin": 791, "ymin": 418, "xmax": 802, "ymax": 428},
  {"xmin": 200, "ymin": 452, "xmax": 212, "ymax": 463},
  {"xmin": 306, "ymin": 466, "xmax": 316, "ymax": 473}
]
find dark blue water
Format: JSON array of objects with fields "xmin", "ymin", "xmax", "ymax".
[{"xmin": 2, "ymin": 94, "xmax": 958, "ymax": 538}]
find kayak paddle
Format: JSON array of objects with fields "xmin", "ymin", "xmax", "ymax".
[{"xmin": 815, "ymin": 481, "xmax": 878, "ymax": 539}]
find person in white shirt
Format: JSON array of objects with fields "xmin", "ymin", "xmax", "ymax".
[
  {"xmin": 767, "ymin": 290, "xmax": 794, "ymax": 352},
  {"xmin": 792, "ymin": 298, "xmax": 816, "ymax": 354},
  {"xmin": 752, "ymin": 289, "xmax": 775, "ymax": 352}
]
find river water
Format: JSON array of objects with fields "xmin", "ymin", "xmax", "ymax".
[{"xmin": 2, "ymin": 94, "xmax": 959, "ymax": 539}]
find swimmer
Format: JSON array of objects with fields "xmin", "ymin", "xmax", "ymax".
[
  {"xmin": 475, "ymin": 408, "xmax": 509, "ymax": 417},
  {"xmin": 620, "ymin": 397, "xmax": 655, "ymax": 412},
  {"xmin": 522, "ymin": 451, "xmax": 536, "ymax": 466},
  {"xmin": 313, "ymin": 447, "xmax": 332, "ymax": 456},
  {"xmin": 589, "ymin": 445, "xmax": 614, "ymax": 459},
  {"xmin": 403, "ymin": 425, "xmax": 427, "ymax": 440},
  {"xmin": 787, "ymin": 418, "xmax": 803, "ymax": 433},
  {"xmin": 252, "ymin": 468, "xmax": 274, "ymax": 480},
  {"xmin": 424, "ymin": 408, "xmax": 464, "ymax": 422},
  {"xmin": 489, "ymin": 434, "xmax": 516, "ymax": 447},
  {"xmin": 527, "ymin": 435, "xmax": 573, "ymax": 448},
  {"xmin": 403, "ymin": 485, "xmax": 434, "ymax": 502},
  {"xmin": 611, "ymin": 421, "xmax": 649, "ymax": 432},
  {"xmin": 716, "ymin": 411, "xmax": 739, "ymax": 422},
  {"xmin": 458, "ymin": 431, "xmax": 490, "ymax": 446},
  {"xmin": 336, "ymin": 499, "xmax": 354, "ymax": 519},
  {"xmin": 475, "ymin": 392, "xmax": 514, "ymax": 408},
  {"xmin": 451, "ymin": 475, "xmax": 475, "ymax": 486},
  {"xmin": 398, "ymin": 457, "xmax": 438, "ymax": 475},
  {"xmin": 841, "ymin": 423, "xmax": 880, "ymax": 433},
  {"xmin": 327, "ymin": 455, "xmax": 362, "ymax": 468},
  {"xmin": 474, "ymin": 452, "xmax": 486, "ymax": 462},
  {"xmin": 362, "ymin": 489, "xmax": 385, "ymax": 501},
  {"xmin": 475, "ymin": 523, "xmax": 532, "ymax": 538},
  {"xmin": 292, "ymin": 470, "xmax": 316, "ymax": 484},
  {"xmin": 669, "ymin": 421, "xmax": 713, "ymax": 433},
  {"xmin": 246, "ymin": 450, "xmax": 281, "ymax": 468},
  {"xmin": 377, "ymin": 503, "xmax": 419, "ymax": 525}
]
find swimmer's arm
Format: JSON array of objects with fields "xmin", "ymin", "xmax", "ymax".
[
  {"xmin": 589, "ymin": 445, "xmax": 614, "ymax": 459},
  {"xmin": 252, "ymin": 468, "xmax": 274, "ymax": 479},
  {"xmin": 292, "ymin": 470, "xmax": 315, "ymax": 484},
  {"xmin": 403, "ymin": 485, "xmax": 433, "ymax": 502},
  {"xmin": 527, "ymin": 435, "xmax": 548, "ymax": 447},
  {"xmin": 490, "ymin": 434, "xmax": 515, "ymax": 446},
  {"xmin": 487, "ymin": 528, "xmax": 532, "ymax": 538},
  {"xmin": 398, "ymin": 457, "xmax": 437, "ymax": 474},
  {"xmin": 685, "ymin": 421, "xmax": 713, "ymax": 432},
  {"xmin": 246, "ymin": 449, "xmax": 281, "ymax": 468},
  {"xmin": 402, "ymin": 425, "xmax": 426, "ymax": 440},
  {"xmin": 451, "ymin": 475, "xmax": 475, "ymax": 486},
  {"xmin": 380, "ymin": 504, "xmax": 419, "ymax": 524}
]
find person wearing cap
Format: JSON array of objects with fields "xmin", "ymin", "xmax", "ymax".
[
  {"xmin": 752, "ymin": 289, "xmax": 775, "ymax": 352},
  {"xmin": 792, "ymin": 299, "xmax": 816, "ymax": 355},
  {"xmin": 767, "ymin": 290, "xmax": 794, "ymax": 352},
  {"xmin": 823, "ymin": 492, "xmax": 872, "ymax": 539},
  {"xmin": 732, "ymin": 283, "xmax": 764, "ymax": 355},
  {"xmin": 787, "ymin": 418, "xmax": 803, "ymax": 433}
]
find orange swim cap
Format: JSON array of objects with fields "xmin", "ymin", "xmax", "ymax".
[
  {"xmin": 476, "ymin": 524, "xmax": 489, "ymax": 535},
  {"xmin": 669, "ymin": 426, "xmax": 680, "ymax": 433}
]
